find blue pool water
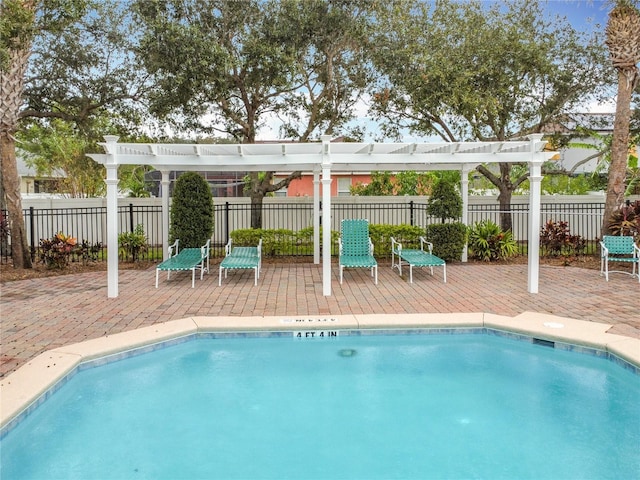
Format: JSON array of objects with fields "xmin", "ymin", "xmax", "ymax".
[{"xmin": 1, "ymin": 332, "xmax": 639, "ymax": 480}]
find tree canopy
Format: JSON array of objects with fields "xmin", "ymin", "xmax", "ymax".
[
  {"xmin": 133, "ymin": 0, "xmax": 374, "ymax": 228},
  {"xmin": 368, "ymin": 0, "xmax": 611, "ymax": 230}
]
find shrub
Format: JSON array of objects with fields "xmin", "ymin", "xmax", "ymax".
[
  {"xmin": 78, "ymin": 240, "xmax": 103, "ymax": 264},
  {"xmin": 118, "ymin": 224, "xmax": 148, "ymax": 262},
  {"xmin": 425, "ymin": 223, "xmax": 467, "ymax": 261},
  {"xmin": 369, "ymin": 223, "xmax": 424, "ymax": 257},
  {"xmin": 39, "ymin": 232, "xmax": 77, "ymax": 269},
  {"xmin": 425, "ymin": 179, "xmax": 466, "ymax": 261},
  {"xmin": 539, "ymin": 220, "xmax": 586, "ymax": 257},
  {"xmin": 607, "ymin": 200, "xmax": 640, "ymax": 241},
  {"xmin": 468, "ymin": 220, "xmax": 518, "ymax": 262},
  {"xmin": 169, "ymin": 172, "xmax": 214, "ymax": 248},
  {"xmin": 426, "ymin": 180, "xmax": 462, "ymax": 222}
]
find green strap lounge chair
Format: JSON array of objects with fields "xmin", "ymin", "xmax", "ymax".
[
  {"xmin": 155, "ymin": 239, "xmax": 210, "ymax": 288},
  {"xmin": 339, "ymin": 219, "xmax": 377, "ymax": 285},
  {"xmin": 600, "ymin": 235, "xmax": 639, "ymax": 283},
  {"xmin": 391, "ymin": 236, "xmax": 446, "ymax": 284},
  {"xmin": 219, "ymin": 238, "xmax": 262, "ymax": 286}
]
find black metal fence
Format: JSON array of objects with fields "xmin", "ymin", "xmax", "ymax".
[{"xmin": 1, "ymin": 200, "xmax": 605, "ymax": 264}]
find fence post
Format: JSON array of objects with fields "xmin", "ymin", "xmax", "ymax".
[
  {"xmin": 224, "ymin": 202, "xmax": 230, "ymax": 244},
  {"xmin": 129, "ymin": 203, "xmax": 134, "ymax": 232},
  {"xmin": 29, "ymin": 206, "xmax": 36, "ymax": 261},
  {"xmin": 410, "ymin": 200, "xmax": 414, "ymax": 226}
]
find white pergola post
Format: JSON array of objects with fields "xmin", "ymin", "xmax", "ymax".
[
  {"xmin": 104, "ymin": 135, "xmax": 120, "ymax": 298},
  {"xmin": 527, "ymin": 134, "xmax": 545, "ymax": 294},
  {"xmin": 160, "ymin": 170, "xmax": 171, "ymax": 260},
  {"xmin": 461, "ymin": 165, "xmax": 472, "ymax": 262},
  {"xmin": 313, "ymin": 167, "xmax": 320, "ymax": 264},
  {"xmin": 321, "ymin": 135, "xmax": 332, "ymax": 296}
]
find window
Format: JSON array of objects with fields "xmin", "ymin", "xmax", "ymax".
[
  {"xmin": 337, "ymin": 177, "xmax": 351, "ymax": 197},
  {"xmin": 272, "ymin": 177, "xmax": 288, "ymax": 197}
]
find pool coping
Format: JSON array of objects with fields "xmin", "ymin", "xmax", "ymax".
[{"xmin": 2, "ymin": 311, "xmax": 639, "ymax": 431}]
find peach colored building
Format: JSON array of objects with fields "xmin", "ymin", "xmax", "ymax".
[{"xmin": 273, "ymin": 173, "xmax": 372, "ymax": 197}]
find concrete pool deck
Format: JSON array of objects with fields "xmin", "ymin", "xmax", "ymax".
[{"xmin": 1, "ymin": 260, "xmax": 639, "ymax": 428}]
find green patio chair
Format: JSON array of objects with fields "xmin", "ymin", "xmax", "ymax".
[
  {"xmin": 219, "ymin": 238, "xmax": 262, "ymax": 286},
  {"xmin": 600, "ymin": 235, "xmax": 639, "ymax": 283},
  {"xmin": 339, "ymin": 219, "xmax": 378, "ymax": 285},
  {"xmin": 391, "ymin": 236, "xmax": 446, "ymax": 284},
  {"xmin": 155, "ymin": 239, "xmax": 210, "ymax": 288}
]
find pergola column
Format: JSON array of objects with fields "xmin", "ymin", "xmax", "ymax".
[
  {"xmin": 461, "ymin": 165, "xmax": 473, "ymax": 262},
  {"xmin": 160, "ymin": 170, "xmax": 171, "ymax": 260},
  {"xmin": 104, "ymin": 135, "xmax": 120, "ymax": 298},
  {"xmin": 527, "ymin": 134, "xmax": 545, "ymax": 294},
  {"xmin": 321, "ymin": 135, "xmax": 332, "ymax": 296},
  {"xmin": 313, "ymin": 167, "xmax": 320, "ymax": 264}
]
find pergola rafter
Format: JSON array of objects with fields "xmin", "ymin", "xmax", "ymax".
[{"xmin": 89, "ymin": 134, "xmax": 553, "ymax": 298}]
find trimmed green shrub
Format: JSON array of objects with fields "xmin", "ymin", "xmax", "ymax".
[
  {"xmin": 297, "ymin": 227, "xmax": 341, "ymax": 255},
  {"xmin": 229, "ymin": 225, "xmax": 427, "ymax": 258},
  {"xmin": 425, "ymin": 178, "xmax": 466, "ymax": 261},
  {"xmin": 230, "ymin": 227, "xmax": 341, "ymax": 256},
  {"xmin": 369, "ymin": 223, "xmax": 424, "ymax": 257},
  {"xmin": 169, "ymin": 172, "xmax": 214, "ymax": 248},
  {"xmin": 468, "ymin": 220, "xmax": 518, "ymax": 262},
  {"xmin": 426, "ymin": 180, "xmax": 462, "ymax": 222},
  {"xmin": 425, "ymin": 223, "xmax": 467, "ymax": 261}
]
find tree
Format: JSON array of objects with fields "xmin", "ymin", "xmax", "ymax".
[
  {"xmin": 134, "ymin": 0, "xmax": 372, "ymax": 228},
  {"xmin": 368, "ymin": 0, "xmax": 610, "ymax": 231},
  {"xmin": 1, "ymin": 0, "xmax": 150, "ymax": 268},
  {"xmin": 425, "ymin": 179, "xmax": 466, "ymax": 261},
  {"xmin": 17, "ymin": 119, "xmax": 106, "ymax": 197},
  {"xmin": 603, "ymin": 0, "xmax": 640, "ymax": 236},
  {"xmin": 1, "ymin": 0, "xmax": 43, "ymax": 269},
  {"xmin": 350, "ymin": 170, "xmax": 457, "ymax": 196},
  {"xmin": 426, "ymin": 180, "xmax": 462, "ymax": 224},
  {"xmin": 169, "ymin": 172, "xmax": 214, "ymax": 249}
]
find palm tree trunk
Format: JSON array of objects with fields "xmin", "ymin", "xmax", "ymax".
[
  {"xmin": 0, "ymin": 13, "xmax": 34, "ymax": 269},
  {"xmin": 602, "ymin": 69, "xmax": 634, "ymax": 238},
  {"xmin": 0, "ymin": 132, "xmax": 32, "ymax": 268}
]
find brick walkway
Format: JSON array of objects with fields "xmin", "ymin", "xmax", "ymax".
[{"xmin": 1, "ymin": 260, "xmax": 638, "ymax": 378}]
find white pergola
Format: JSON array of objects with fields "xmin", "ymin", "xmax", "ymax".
[{"xmin": 88, "ymin": 134, "xmax": 554, "ymax": 298}]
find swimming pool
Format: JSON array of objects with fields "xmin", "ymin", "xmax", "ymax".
[{"xmin": 2, "ymin": 329, "xmax": 639, "ymax": 479}]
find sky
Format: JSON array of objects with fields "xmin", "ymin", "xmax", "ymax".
[{"xmin": 544, "ymin": 0, "xmax": 610, "ymax": 29}]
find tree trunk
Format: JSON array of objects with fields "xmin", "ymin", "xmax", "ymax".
[
  {"xmin": 0, "ymin": 13, "xmax": 34, "ymax": 269},
  {"xmin": 497, "ymin": 184, "xmax": 514, "ymax": 233},
  {"xmin": 248, "ymin": 171, "xmax": 265, "ymax": 229},
  {"xmin": 496, "ymin": 163, "xmax": 515, "ymax": 232},
  {"xmin": 0, "ymin": 133, "xmax": 32, "ymax": 268},
  {"xmin": 250, "ymin": 190, "xmax": 264, "ymax": 230},
  {"xmin": 602, "ymin": 69, "xmax": 634, "ymax": 238}
]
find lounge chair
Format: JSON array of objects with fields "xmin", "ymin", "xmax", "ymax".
[
  {"xmin": 155, "ymin": 239, "xmax": 210, "ymax": 288},
  {"xmin": 391, "ymin": 236, "xmax": 446, "ymax": 284},
  {"xmin": 600, "ymin": 235, "xmax": 639, "ymax": 283},
  {"xmin": 219, "ymin": 238, "xmax": 262, "ymax": 286},
  {"xmin": 339, "ymin": 219, "xmax": 377, "ymax": 285}
]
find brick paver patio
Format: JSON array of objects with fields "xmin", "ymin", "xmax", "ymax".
[{"xmin": 1, "ymin": 260, "xmax": 638, "ymax": 378}]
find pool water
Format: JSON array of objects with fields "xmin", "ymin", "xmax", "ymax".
[{"xmin": 2, "ymin": 333, "xmax": 639, "ymax": 479}]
